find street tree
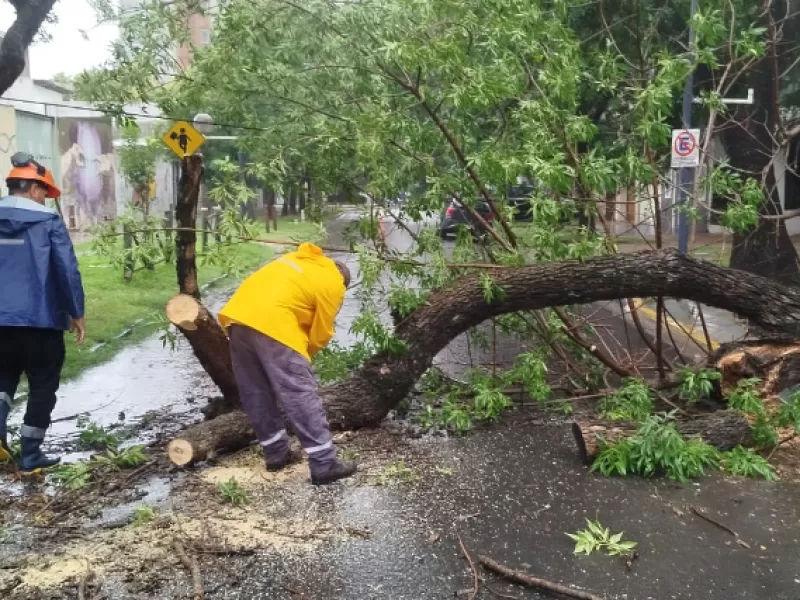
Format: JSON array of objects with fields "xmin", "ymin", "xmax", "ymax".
[
  {"xmin": 114, "ymin": 123, "xmax": 163, "ymax": 278},
  {"xmin": 79, "ymin": 0, "xmax": 800, "ymax": 474}
]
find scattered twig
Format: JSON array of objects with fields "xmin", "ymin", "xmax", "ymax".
[
  {"xmin": 655, "ymin": 391, "xmax": 687, "ymax": 415},
  {"xmin": 689, "ymin": 506, "xmax": 738, "ymax": 538},
  {"xmin": 767, "ymin": 432, "xmax": 797, "ymax": 459},
  {"xmin": 343, "ymin": 525, "xmax": 372, "ymax": 539},
  {"xmin": 456, "ymin": 530, "xmax": 479, "ymax": 600},
  {"xmin": 173, "ymin": 540, "xmax": 205, "ymax": 600},
  {"xmin": 283, "ymin": 582, "xmax": 313, "ymax": 599},
  {"xmin": 193, "ymin": 546, "xmax": 255, "ymax": 557},
  {"xmin": 478, "ymin": 555, "xmax": 604, "ymax": 600},
  {"xmin": 77, "ymin": 568, "xmax": 93, "ymax": 600}
]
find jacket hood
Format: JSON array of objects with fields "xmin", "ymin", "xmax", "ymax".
[
  {"xmin": 0, "ymin": 196, "xmax": 58, "ymax": 235},
  {"xmin": 295, "ymin": 242, "xmax": 324, "ymax": 258}
]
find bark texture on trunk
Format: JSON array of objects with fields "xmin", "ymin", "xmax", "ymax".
[
  {"xmin": 572, "ymin": 410, "xmax": 751, "ymax": 465},
  {"xmin": 176, "ymin": 155, "xmax": 204, "ymax": 299},
  {"xmin": 165, "ymin": 295, "xmax": 240, "ymax": 409},
  {"xmin": 168, "ymin": 410, "xmax": 254, "ymax": 466}
]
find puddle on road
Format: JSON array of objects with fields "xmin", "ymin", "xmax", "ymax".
[{"xmin": 90, "ymin": 475, "xmax": 174, "ymax": 529}]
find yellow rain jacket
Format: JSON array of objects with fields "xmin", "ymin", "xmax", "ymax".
[{"xmin": 218, "ymin": 242, "xmax": 346, "ymax": 360}]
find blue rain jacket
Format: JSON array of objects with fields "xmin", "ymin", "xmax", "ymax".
[{"xmin": 0, "ymin": 196, "xmax": 85, "ymax": 330}]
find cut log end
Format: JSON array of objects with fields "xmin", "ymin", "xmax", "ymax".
[
  {"xmin": 167, "ymin": 439, "xmax": 195, "ymax": 466},
  {"xmin": 166, "ymin": 294, "xmax": 202, "ymax": 331},
  {"xmin": 166, "ymin": 410, "xmax": 255, "ymax": 466}
]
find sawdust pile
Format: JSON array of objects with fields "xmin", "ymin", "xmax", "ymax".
[{"xmin": 6, "ymin": 446, "xmax": 347, "ymax": 594}]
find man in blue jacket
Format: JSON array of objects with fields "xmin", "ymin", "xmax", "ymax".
[{"xmin": 0, "ymin": 152, "xmax": 86, "ymax": 473}]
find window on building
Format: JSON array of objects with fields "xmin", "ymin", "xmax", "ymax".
[{"xmin": 199, "ymin": 29, "xmax": 211, "ymax": 47}]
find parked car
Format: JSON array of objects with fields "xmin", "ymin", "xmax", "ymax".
[
  {"xmin": 507, "ymin": 183, "xmax": 535, "ymax": 222},
  {"xmin": 439, "ymin": 198, "xmax": 494, "ymax": 239}
]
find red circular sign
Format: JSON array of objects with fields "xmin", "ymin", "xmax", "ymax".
[{"xmin": 674, "ymin": 130, "xmax": 697, "ymax": 157}]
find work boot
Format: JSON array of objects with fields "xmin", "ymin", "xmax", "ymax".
[
  {"xmin": 265, "ymin": 447, "xmax": 302, "ymax": 472},
  {"xmin": 310, "ymin": 459, "xmax": 357, "ymax": 486},
  {"xmin": 19, "ymin": 436, "xmax": 60, "ymax": 474},
  {"xmin": 0, "ymin": 398, "xmax": 11, "ymax": 462}
]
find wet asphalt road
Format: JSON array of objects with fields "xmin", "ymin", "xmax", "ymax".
[{"xmin": 176, "ymin": 417, "xmax": 800, "ymax": 600}]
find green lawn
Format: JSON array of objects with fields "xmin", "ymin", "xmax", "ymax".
[
  {"xmin": 253, "ymin": 214, "xmax": 329, "ymax": 243},
  {"xmin": 62, "ymin": 242, "xmax": 274, "ymax": 382}
]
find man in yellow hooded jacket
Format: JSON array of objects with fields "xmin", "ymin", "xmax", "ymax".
[{"xmin": 218, "ymin": 242, "xmax": 356, "ymax": 485}]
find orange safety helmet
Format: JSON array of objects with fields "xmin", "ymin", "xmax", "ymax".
[{"xmin": 6, "ymin": 152, "xmax": 61, "ymax": 198}]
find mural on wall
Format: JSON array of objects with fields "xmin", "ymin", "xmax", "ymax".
[
  {"xmin": 58, "ymin": 118, "xmax": 116, "ymax": 230},
  {"xmin": 114, "ymin": 157, "xmax": 175, "ymax": 220}
]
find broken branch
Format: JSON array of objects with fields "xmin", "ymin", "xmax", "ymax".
[
  {"xmin": 478, "ymin": 555, "xmax": 604, "ymax": 600},
  {"xmin": 456, "ymin": 529, "xmax": 479, "ymax": 600},
  {"xmin": 173, "ymin": 540, "xmax": 204, "ymax": 600}
]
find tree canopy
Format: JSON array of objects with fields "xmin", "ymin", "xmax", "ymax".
[{"xmin": 75, "ymin": 0, "xmax": 800, "ymax": 428}]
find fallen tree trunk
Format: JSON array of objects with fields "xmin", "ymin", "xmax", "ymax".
[
  {"xmin": 571, "ymin": 410, "xmax": 752, "ymax": 465},
  {"xmin": 168, "ymin": 410, "xmax": 254, "ymax": 466},
  {"xmin": 166, "ymin": 249, "xmax": 800, "ymax": 464},
  {"xmin": 165, "ymin": 295, "xmax": 240, "ymax": 405}
]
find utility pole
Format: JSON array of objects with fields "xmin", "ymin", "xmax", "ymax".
[{"xmin": 677, "ymin": 0, "xmax": 698, "ymax": 254}]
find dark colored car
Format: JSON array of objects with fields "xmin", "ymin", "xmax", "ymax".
[
  {"xmin": 439, "ymin": 198, "xmax": 494, "ymax": 239},
  {"xmin": 507, "ymin": 183, "xmax": 535, "ymax": 222}
]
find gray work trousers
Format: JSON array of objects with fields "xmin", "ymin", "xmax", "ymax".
[{"xmin": 228, "ymin": 325, "xmax": 336, "ymax": 472}]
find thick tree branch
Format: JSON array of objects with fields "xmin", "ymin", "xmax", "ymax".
[
  {"xmin": 0, "ymin": 0, "xmax": 58, "ymax": 96},
  {"xmin": 181, "ymin": 250, "xmax": 800, "ymax": 434}
]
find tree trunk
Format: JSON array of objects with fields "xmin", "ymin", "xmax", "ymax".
[
  {"xmin": 571, "ymin": 410, "xmax": 752, "ymax": 465},
  {"xmin": 165, "ymin": 249, "xmax": 800, "ymax": 463},
  {"xmin": 723, "ymin": 0, "xmax": 800, "ymax": 285},
  {"xmin": 264, "ymin": 189, "xmax": 277, "ymax": 232},
  {"xmin": 168, "ymin": 410, "xmax": 254, "ymax": 466},
  {"xmin": 0, "ymin": 0, "xmax": 58, "ymax": 96},
  {"xmin": 165, "ymin": 295, "xmax": 240, "ymax": 412},
  {"xmin": 123, "ymin": 224, "xmax": 134, "ymax": 282},
  {"xmin": 175, "ymin": 155, "xmax": 204, "ymax": 299}
]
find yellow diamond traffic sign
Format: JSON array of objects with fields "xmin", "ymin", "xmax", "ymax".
[{"xmin": 162, "ymin": 121, "xmax": 205, "ymax": 158}]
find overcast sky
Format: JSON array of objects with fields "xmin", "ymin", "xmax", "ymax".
[{"xmin": 0, "ymin": 0, "xmax": 116, "ymax": 80}]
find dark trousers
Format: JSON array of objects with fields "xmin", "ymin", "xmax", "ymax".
[
  {"xmin": 228, "ymin": 325, "xmax": 337, "ymax": 471},
  {"xmin": 0, "ymin": 326, "xmax": 65, "ymax": 438}
]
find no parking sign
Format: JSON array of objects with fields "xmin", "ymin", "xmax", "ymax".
[{"xmin": 671, "ymin": 129, "xmax": 701, "ymax": 168}]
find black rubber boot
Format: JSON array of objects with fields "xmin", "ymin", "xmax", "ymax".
[
  {"xmin": 310, "ymin": 459, "xmax": 357, "ymax": 486},
  {"xmin": 265, "ymin": 448, "xmax": 302, "ymax": 472},
  {"xmin": 0, "ymin": 399, "xmax": 11, "ymax": 462},
  {"xmin": 19, "ymin": 436, "xmax": 60, "ymax": 474}
]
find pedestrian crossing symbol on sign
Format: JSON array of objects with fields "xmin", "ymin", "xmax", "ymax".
[{"xmin": 162, "ymin": 121, "xmax": 205, "ymax": 158}]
